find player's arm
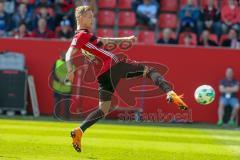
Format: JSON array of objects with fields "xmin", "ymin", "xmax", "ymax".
[
  {"xmin": 65, "ymin": 47, "xmax": 79, "ymax": 82},
  {"xmin": 219, "ymin": 85, "xmax": 227, "ymax": 93},
  {"xmin": 98, "ymin": 35, "xmax": 137, "ymax": 45},
  {"xmin": 228, "ymin": 83, "xmax": 239, "ymax": 93},
  {"xmin": 219, "ymin": 84, "xmax": 239, "ymax": 93}
]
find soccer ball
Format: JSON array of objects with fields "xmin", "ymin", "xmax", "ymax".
[{"xmin": 194, "ymin": 85, "xmax": 215, "ymax": 105}]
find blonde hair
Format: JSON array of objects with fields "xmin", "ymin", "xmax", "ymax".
[
  {"xmin": 75, "ymin": 6, "xmax": 92, "ymax": 27},
  {"xmin": 75, "ymin": 6, "xmax": 92, "ymax": 18}
]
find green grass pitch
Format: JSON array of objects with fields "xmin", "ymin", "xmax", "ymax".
[{"xmin": 0, "ymin": 117, "xmax": 240, "ymax": 160}]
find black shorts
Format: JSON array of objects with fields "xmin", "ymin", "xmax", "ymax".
[{"xmin": 97, "ymin": 61, "xmax": 145, "ymax": 101}]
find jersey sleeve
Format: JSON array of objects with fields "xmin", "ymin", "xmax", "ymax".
[{"xmin": 70, "ymin": 32, "xmax": 90, "ymax": 49}]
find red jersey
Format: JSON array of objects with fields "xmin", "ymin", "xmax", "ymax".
[{"xmin": 70, "ymin": 29, "xmax": 120, "ymax": 76}]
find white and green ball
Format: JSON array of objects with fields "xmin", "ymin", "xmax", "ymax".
[{"xmin": 194, "ymin": 85, "xmax": 215, "ymax": 105}]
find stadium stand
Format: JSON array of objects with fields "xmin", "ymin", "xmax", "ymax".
[{"xmin": 0, "ymin": 0, "xmax": 239, "ymax": 47}]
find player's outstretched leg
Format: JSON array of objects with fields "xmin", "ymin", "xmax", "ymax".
[
  {"xmin": 145, "ymin": 67, "xmax": 188, "ymax": 110},
  {"xmin": 71, "ymin": 101, "xmax": 110, "ymax": 152}
]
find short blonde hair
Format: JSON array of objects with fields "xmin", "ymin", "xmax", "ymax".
[{"xmin": 75, "ymin": 6, "xmax": 92, "ymax": 19}]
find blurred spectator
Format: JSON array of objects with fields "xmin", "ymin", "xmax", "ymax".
[
  {"xmin": 237, "ymin": 34, "xmax": 240, "ymax": 49},
  {"xmin": 132, "ymin": 0, "xmax": 143, "ymax": 12},
  {"xmin": 0, "ymin": 1, "xmax": 11, "ymax": 36},
  {"xmin": 52, "ymin": 52, "xmax": 72, "ymax": 120},
  {"xmin": 200, "ymin": 0, "xmax": 221, "ymax": 37},
  {"xmin": 183, "ymin": 34, "xmax": 192, "ymax": 46},
  {"xmin": 16, "ymin": 0, "xmax": 35, "ymax": 3},
  {"xmin": 13, "ymin": 22, "xmax": 31, "ymax": 38},
  {"xmin": 54, "ymin": 0, "xmax": 74, "ymax": 27},
  {"xmin": 35, "ymin": 0, "xmax": 53, "ymax": 7},
  {"xmin": 4, "ymin": 0, "xmax": 15, "ymax": 15},
  {"xmin": 221, "ymin": 0, "xmax": 240, "ymax": 33},
  {"xmin": 56, "ymin": 19, "xmax": 73, "ymax": 40},
  {"xmin": 32, "ymin": 18, "xmax": 55, "ymax": 38},
  {"xmin": 217, "ymin": 68, "xmax": 240, "ymax": 126},
  {"xmin": 198, "ymin": 30, "xmax": 218, "ymax": 46},
  {"xmin": 222, "ymin": 29, "xmax": 239, "ymax": 48},
  {"xmin": 33, "ymin": 5, "xmax": 55, "ymax": 31},
  {"xmin": 16, "ymin": 0, "xmax": 35, "ymax": 17},
  {"xmin": 179, "ymin": 31, "xmax": 197, "ymax": 46},
  {"xmin": 12, "ymin": 3, "xmax": 32, "ymax": 30},
  {"xmin": 157, "ymin": 28, "xmax": 177, "ymax": 44},
  {"xmin": 180, "ymin": 33, "xmax": 195, "ymax": 46},
  {"xmin": 179, "ymin": 0, "xmax": 201, "ymax": 34},
  {"xmin": 136, "ymin": 0, "xmax": 158, "ymax": 30}
]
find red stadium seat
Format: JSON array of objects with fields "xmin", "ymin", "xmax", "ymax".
[
  {"xmin": 180, "ymin": 0, "xmax": 198, "ymax": 8},
  {"xmin": 222, "ymin": 0, "xmax": 238, "ymax": 7},
  {"xmin": 97, "ymin": 28, "xmax": 114, "ymax": 37},
  {"xmin": 220, "ymin": 34, "xmax": 229, "ymax": 45},
  {"xmin": 160, "ymin": 0, "xmax": 178, "ymax": 12},
  {"xmin": 200, "ymin": 0, "xmax": 218, "ymax": 8},
  {"xmin": 98, "ymin": 0, "xmax": 117, "ymax": 9},
  {"xmin": 55, "ymin": 26, "xmax": 61, "ymax": 34},
  {"xmin": 97, "ymin": 10, "xmax": 115, "ymax": 27},
  {"xmin": 179, "ymin": 32, "xmax": 197, "ymax": 45},
  {"xmin": 136, "ymin": 23, "xmax": 149, "ymax": 30},
  {"xmin": 118, "ymin": 29, "xmax": 134, "ymax": 37},
  {"xmin": 209, "ymin": 34, "xmax": 218, "ymax": 44},
  {"xmin": 118, "ymin": 11, "xmax": 136, "ymax": 27},
  {"xmin": 118, "ymin": 0, "xmax": 132, "ymax": 10},
  {"xmin": 199, "ymin": 33, "xmax": 218, "ymax": 44},
  {"xmin": 159, "ymin": 14, "xmax": 178, "ymax": 29},
  {"xmin": 138, "ymin": 30, "xmax": 155, "ymax": 44},
  {"xmin": 158, "ymin": 31, "xmax": 177, "ymax": 39}
]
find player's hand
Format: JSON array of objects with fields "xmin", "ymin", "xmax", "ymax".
[
  {"xmin": 225, "ymin": 87, "xmax": 232, "ymax": 93},
  {"xmin": 67, "ymin": 71, "xmax": 75, "ymax": 83},
  {"xmin": 128, "ymin": 35, "xmax": 137, "ymax": 43}
]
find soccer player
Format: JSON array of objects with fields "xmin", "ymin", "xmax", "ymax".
[{"xmin": 66, "ymin": 6, "xmax": 188, "ymax": 152}]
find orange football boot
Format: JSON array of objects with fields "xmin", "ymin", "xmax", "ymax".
[
  {"xmin": 167, "ymin": 91, "xmax": 188, "ymax": 110},
  {"xmin": 71, "ymin": 127, "xmax": 83, "ymax": 152}
]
